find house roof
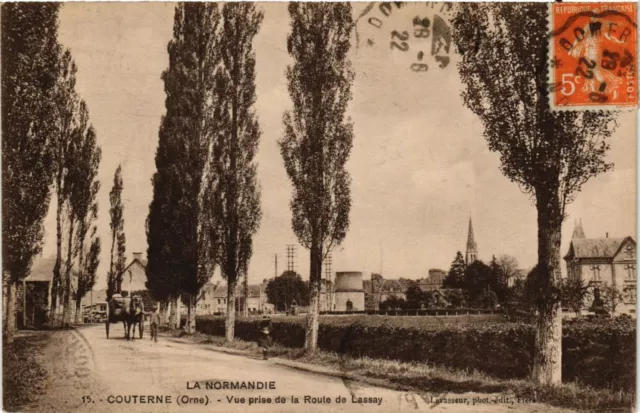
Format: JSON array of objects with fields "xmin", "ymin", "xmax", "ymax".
[
  {"xmin": 565, "ymin": 236, "xmax": 635, "ymax": 260},
  {"xmin": 120, "ymin": 257, "xmax": 146, "ymax": 276},
  {"xmin": 24, "ymin": 256, "xmax": 56, "ymax": 282}
]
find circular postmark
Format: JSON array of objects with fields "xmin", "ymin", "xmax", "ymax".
[
  {"xmin": 354, "ymin": 2, "xmax": 455, "ymax": 74},
  {"xmin": 46, "ymin": 328, "xmax": 96, "ymax": 390},
  {"xmin": 548, "ymin": 2, "xmax": 638, "ymax": 110}
]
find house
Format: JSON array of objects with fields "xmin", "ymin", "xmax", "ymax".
[
  {"xmin": 564, "ymin": 221, "xmax": 636, "ymax": 315},
  {"xmin": 17, "ymin": 256, "xmax": 63, "ymax": 328},
  {"xmin": 120, "ymin": 252, "xmax": 147, "ymax": 294},
  {"xmin": 196, "ymin": 280, "xmax": 274, "ymax": 315}
]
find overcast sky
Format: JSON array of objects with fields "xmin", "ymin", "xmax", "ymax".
[{"xmin": 39, "ymin": 2, "xmax": 636, "ymax": 289}]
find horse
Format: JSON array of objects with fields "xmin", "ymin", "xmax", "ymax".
[
  {"xmin": 124, "ymin": 295, "xmax": 144, "ymax": 340},
  {"xmin": 106, "ymin": 294, "xmax": 144, "ymax": 340}
]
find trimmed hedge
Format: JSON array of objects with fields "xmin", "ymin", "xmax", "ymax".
[{"xmin": 195, "ymin": 315, "xmax": 635, "ymax": 391}]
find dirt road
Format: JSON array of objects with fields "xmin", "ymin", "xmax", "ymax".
[{"xmin": 20, "ymin": 325, "xmax": 575, "ymax": 413}]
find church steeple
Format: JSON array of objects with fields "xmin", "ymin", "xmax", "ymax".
[
  {"xmin": 466, "ymin": 217, "xmax": 477, "ymax": 265},
  {"xmin": 572, "ymin": 219, "xmax": 586, "ymax": 239}
]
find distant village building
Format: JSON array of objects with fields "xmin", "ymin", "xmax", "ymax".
[
  {"xmin": 418, "ymin": 269, "xmax": 447, "ymax": 290},
  {"xmin": 564, "ymin": 221, "xmax": 636, "ymax": 315},
  {"xmin": 466, "ymin": 217, "xmax": 478, "ymax": 265},
  {"xmin": 195, "ymin": 280, "xmax": 274, "ymax": 315}
]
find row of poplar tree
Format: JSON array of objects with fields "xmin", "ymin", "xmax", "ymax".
[
  {"xmin": 2, "ymin": 3, "xmax": 105, "ymax": 341},
  {"xmin": 146, "ymin": 2, "xmax": 354, "ymax": 351}
]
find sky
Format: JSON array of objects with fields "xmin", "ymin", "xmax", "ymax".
[{"xmin": 39, "ymin": 2, "xmax": 637, "ymax": 290}]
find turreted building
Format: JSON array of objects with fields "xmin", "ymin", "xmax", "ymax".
[
  {"xmin": 564, "ymin": 220, "xmax": 636, "ymax": 315},
  {"xmin": 334, "ymin": 272, "xmax": 365, "ymax": 311}
]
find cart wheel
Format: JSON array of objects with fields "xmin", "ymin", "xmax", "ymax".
[{"xmin": 105, "ymin": 319, "xmax": 110, "ymax": 339}]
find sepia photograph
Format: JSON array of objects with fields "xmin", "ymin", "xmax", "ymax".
[{"xmin": 1, "ymin": 2, "xmax": 637, "ymax": 412}]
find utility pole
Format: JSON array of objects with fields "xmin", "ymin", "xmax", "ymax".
[
  {"xmin": 275, "ymin": 254, "xmax": 278, "ymax": 278},
  {"xmin": 286, "ymin": 244, "xmax": 296, "ymax": 273},
  {"xmin": 324, "ymin": 252, "xmax": 332, "ymax": 312}
]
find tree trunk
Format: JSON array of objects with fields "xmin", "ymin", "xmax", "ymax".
[
  {"xmin": 4, "ymin": 281, "xmax": 16, "ymax": 344},
  {"xmin": 62, "ymin": 219, "xmax": 74, "ymax": 327},
  {"xmin": 225, "ymin": 280, "xmax": 236, "ymax": 342},
  {"xmin": 532, "ymin": 190, "xmax": 563, "ymax": 385},
  {"xmin": 304, "ymin": 243, "xmax": 322, "ymax": 351},
  {"xmin": 168, "ymin": 296, "xmax": 177, "ymax": 330},
  {"xmin": 186, "ymin": 293, "xmax": 196, "ymax": 334},
  {"xmin": 243, "ymin": 273, "xmax": 248, "ymax": 318},
  {"xmin": 75, "ymin": 299, "xmax": 82, "ymax": 325},
  {"xmin": 160, "ymin": 300, "xmax": 168, "ymax": 325},
  {"xmin": 51, "ymin": 163, "xmax": 64, "ymax": 325}
]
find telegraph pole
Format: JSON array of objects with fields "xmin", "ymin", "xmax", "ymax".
[{"xmin": 286, "ymin": 245, "xmax": 296, "ymax": 273}]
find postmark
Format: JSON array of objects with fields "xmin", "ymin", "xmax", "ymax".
[
  {"xmin": 47, "ymin": 328, "xmax": 96, "ymax": 390},
  {"xmin": 548, "ymin": 2, "xmax": 638, "ymax": 110},
  {"xmin": 355, "ymin": 2, "xmax": 454, "ymax": 73}
]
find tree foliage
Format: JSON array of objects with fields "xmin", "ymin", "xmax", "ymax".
[
  {"xmin": 597, "ymin": 283, "xmax": 625, "ymax": 316},
  {"xmin": 443, "ymin": 251, "xmax": 466, "ymax": 288},
  {"xmin": 2, "ymin": 3, "xmax": 60, "ymax": 285},
  {"xmin": 76, "ymin": 235, "xmax": 101, "ymax": 309},
  {"xmin": 61, "ymin": 100, "xmax": 97, "ymax": 325},
  {"xmin": 50, "ymin": 49, "xmax": 80, "ymax": 319},
  {"xmin": 279, "ymin": 2, "xmax": 355, "ymax": 350},
  {"xmin": 69, "ymin": 115, "xmax": 101, "ymax": 315},
  {"xmin": 108, "ymin": 165, "xmax": 126, "ymax": 300},
  {"xmin": 147, "ymin": 3, "xmax": 221, "ymax": 321},
  {"xmin": 560, "ymin": 276, "xmax": 591, "ymax": 314},
  {"xmin": 452, "ymin": 4, "xmax": 617, "ymax": 208},
  {"xmin": 265, "ymin": 271, "xmax": 310, "ymax": 312}
]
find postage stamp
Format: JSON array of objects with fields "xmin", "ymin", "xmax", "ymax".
[{"xmin": 548, "ymin": 2, "xmax": 638, "ymax": 110}]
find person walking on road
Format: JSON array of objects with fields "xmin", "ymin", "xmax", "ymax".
[
  {"xmin": 150, "ymin": 307, "xmax": 160, "ymax": 342},
  {"xmin": 257, "ymin": 326, "xmax": 273, "ymax": 360}
]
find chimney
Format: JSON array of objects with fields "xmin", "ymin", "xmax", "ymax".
[
  {"xmin": 606, "ymin": 233, "xmax": 609, "ymax": 238},
  {"xmin": 133, "ymin": 252, "xmax": 142, "ymax": 261}
]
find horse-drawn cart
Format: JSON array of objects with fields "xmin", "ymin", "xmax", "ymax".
[{"xmin": 105, "ymin": 294, "xmax": 144, "ymax": 340}]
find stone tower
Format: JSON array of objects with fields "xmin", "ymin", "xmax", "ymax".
[{"xmin": 465, "ymin": 217, "xmax": 477, "ymax": 265}]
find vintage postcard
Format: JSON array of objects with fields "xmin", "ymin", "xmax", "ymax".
[{"xmin": 2, "ymin": 2, "xmax": 637, "ymax": 413}]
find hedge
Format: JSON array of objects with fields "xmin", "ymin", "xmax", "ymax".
[{"xmin": 195, "ymin": 315, "xmax": 635, "ymax": 391}]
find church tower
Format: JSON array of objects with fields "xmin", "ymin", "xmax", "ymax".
[{"xmin": 465, "ymin": 217, "xmax": 477, "ymax": 265}]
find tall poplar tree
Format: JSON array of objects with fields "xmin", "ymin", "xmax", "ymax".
[
  {"xmin": 70, "ymin": 124, "xmax": 101, "ymax": 324},
  {"xmin": 62, "ymin": 101, "xmax": 96, "ymax": 326},
  {"xmin": 50, "ymin": 50, "xmax": 79, "ymax": 323},
  {"xmin": 279, "ymin": 3, "xmax": 355, "ymax": 350},
  {"xmin": 147, "ymin": 3, "xmax": 220, "ymax": 333},
  {"xmin": 211, "ymin": 2, "xmax": 263, "ymax": 341},
  {"xmin": 451, "ymin": 3, "xmax": 618, "ymax": 384},
  {"xmin": 108, "ymin": 165, "xmax": 126, "ymax": 300},
  {"xmin": 2, "ymin": 3, "xmax": 61, "ymax": 342}
]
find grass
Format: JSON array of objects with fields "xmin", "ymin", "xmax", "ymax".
[
  {"xmin": 183, "ymin": 331, "xmax": 634, "ymax": 412},
  {"xmin": 3, "ymin": 333, "xmax": 50, "ymax": 411}
]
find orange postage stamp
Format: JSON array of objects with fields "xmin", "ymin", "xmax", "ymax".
[{"xmin": 549, "ymin": 2, "xmax": 638, "ymax": 110}]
